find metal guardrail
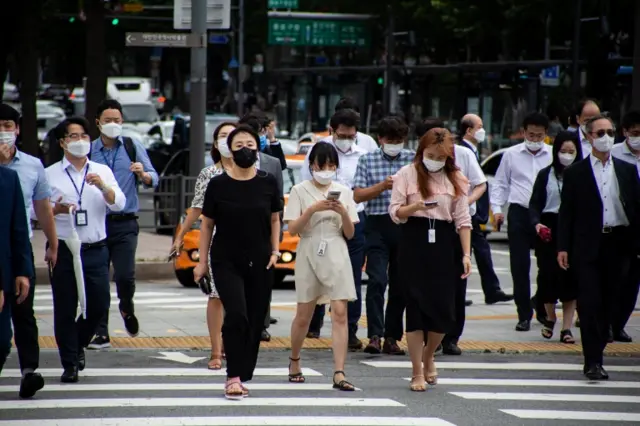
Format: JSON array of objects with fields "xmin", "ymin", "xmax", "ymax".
[{"xmin": 137, "ymin": 175, "xmax": 199, "ymax": 233}]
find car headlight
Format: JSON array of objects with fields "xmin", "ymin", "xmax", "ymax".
[
  {"xmin": 282, "ymin": 223, "xmax": 289, "ymax": 231},
  {"xmin": 281, "ymin": 251, "xmax": 293, "ymax": 263},
  {"xmin": 189, "ymin": 250, "xmax": 200, "ymax": 261},
  {"xmin": 191, "ymin": 219, "xmax": 201, "ymax": 230}
]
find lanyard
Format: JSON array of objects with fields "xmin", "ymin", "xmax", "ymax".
[
  {"xmin": 65, "ymin": 164, "xmax": 90, "ymax": 208},
  {"xmin": 101, "ymin": 144, "xmax": 121, "ymax": 171}
]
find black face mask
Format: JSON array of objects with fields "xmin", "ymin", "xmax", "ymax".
[{"xmin": 232, "ymin": 147, "xmax": 258, "ymax": 169}]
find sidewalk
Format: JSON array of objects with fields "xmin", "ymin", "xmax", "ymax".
[{"xmin": 31, "ymin": 230, "xmax": 175, "ymax": 283}]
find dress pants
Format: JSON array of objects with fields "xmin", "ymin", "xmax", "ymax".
[
  {"xmin": 613, "ymin": 256, "xmax": 640, "ymax": 334},
  {"xmin": 507, "ymin": 205, "xmax": 536, "ymax": 322},
  {"xmin": 364, "ymin": 214, "xmax": 405, "ymax": 341},
  {"xmin": 575, "ymin": 228, "xmax": 629, "ymax": 366},
  {"xmin": 51, "ymin": 241, "xmax": 111, "ymax": 370},
  {"xmin": 11, "ymin": 248, "xmax": 39, "ymax": 373},
  {"xmin": 0, "ymin": 293, "xmax": 12, "ymax": 373},
  {"xmin": 471, "ymin": 217, "xmax": 502, "ymax": 298},
  {"xmin": 95, "ymin": 218, "xmax": 138, "ymax": 337}
]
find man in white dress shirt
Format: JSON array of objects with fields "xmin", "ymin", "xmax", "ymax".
[
  {"xmin": 317, "ymin": 97, "xmax": 378, "ymax": 153},
  {"xmin": 301, "ymin": 109, "xmax": 368, "ymax": 350},
  {"xmin": 573, "ymin": 99, "xmax": 601, "ymax": 158},
  {"xmin": 610, "ymin": 110, "xmax": 640, "ymax": 343},
  {"xmin": 46, "ymin": 117, "xmax": 126, "ymax": 383},
  {"xmin": 491, "ymin": 112, "xmax": 552, "ymax": 332}
]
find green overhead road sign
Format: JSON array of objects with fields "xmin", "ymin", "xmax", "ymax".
[
  {"xmin": 268, "ymin": 18, "xmax": 369, "ymax": 47},
  {"xmin": 268, "ymin": 0, "xmax": 299, "ymax": 8}
]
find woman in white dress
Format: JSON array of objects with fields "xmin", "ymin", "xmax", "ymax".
[
  {"xmin": 284, "ymin": 142, "xmax": 359, "ymax": 391},
  {"xmin": 172, "ymin": 122, "xmax": 236, "ymax": 370}
]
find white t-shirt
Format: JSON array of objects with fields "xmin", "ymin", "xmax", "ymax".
[{"xmin": 319, "ymin": 132, "xmax": 378, "ymax": 153}]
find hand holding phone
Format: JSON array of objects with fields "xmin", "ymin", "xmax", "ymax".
[{"xmin": 326, "ymin": 191, "xmax": 341, "ymax": 201}]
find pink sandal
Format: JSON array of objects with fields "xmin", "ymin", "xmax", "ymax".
[{"xmin": 224, "ymin": 377, "xmax": 244, "ymax": 400}]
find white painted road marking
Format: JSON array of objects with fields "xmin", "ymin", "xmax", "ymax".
[
  {"xmin": 451, "ymin": 392, "xmax": 640, "ymax": 403},
  {"xmin": 363, "ymin": 361, "xmax": 640, "ymax": 372},
  {"xmin": 501, "ymin": 409, "xmax": 640, "ymax": 422},
  {"xmin": 0, "ymin": 367, "xmax": 323, "ymax": 378},
  {"xmin": 404, "ymin": 378, "xmax": 640, "ymax": 388},
  {"xmin": 0, "ymin": 383, "xmax": 360, "ymax": 392}
]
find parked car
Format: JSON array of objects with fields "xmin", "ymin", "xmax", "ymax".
[
  {"xmin": 480, "ymin": 148, "xmax": 509, "ymax": 234},
  {"xmin": 3, "ymin": 82, "xmax": 19, "ymax": 102}
]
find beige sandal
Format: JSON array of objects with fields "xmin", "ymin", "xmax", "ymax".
[
  {"xmin": 224, "ymin": 378, "xmax": 244, "ymax": 400},
  {"xmin": 425, "ymin": 358, "xmax": 438, "ymax": 385},
  {"xmin": 410, "ymin": 375, "xmax": 426, "ymax": 392},
  {"xmin": 208, "ymin": 353, "xmax": 222, "ymax": 370}
]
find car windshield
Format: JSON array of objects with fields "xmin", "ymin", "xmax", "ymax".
[
  {"xmin": 37, "ymin": 103, "xmax": 60, "ymax": 115},
  {"xmin": 122, "ymin": 104, "xmax": 159, "ymax": 123},
  {"xmin": 283, "ymin": 167, "xmax": 303, "ymax": 194},
  {"xmin": 204, "ymin": 118, "xmax": 236, "ymax": 144}
]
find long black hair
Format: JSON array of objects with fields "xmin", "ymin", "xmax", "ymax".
[
  {"xmin": 308, "ymin": 142, "xmax": 340, "ymax": 173},
  {"xmin": 552, "ymin": 132, "xmax": 582, "ymax": 178}
]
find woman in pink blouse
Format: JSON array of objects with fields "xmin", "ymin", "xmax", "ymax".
[{"xmin": 389, "ymin": 128, "xmax": 472, "ymax": 392}]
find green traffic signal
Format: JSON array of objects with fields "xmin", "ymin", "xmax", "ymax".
[
  {"xmin": 112, "ymin": 18, "xmax": 119, "ymax": 25},
  {"xmin": 69, "ymin": 17, "xmax": 75, "ymax": 23},
  {"xmin": 377, "ymin": 77, "xmax": 384, "ymax": 85}
]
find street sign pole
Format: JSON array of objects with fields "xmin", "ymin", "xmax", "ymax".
[
  {"xmin": 189, "ymin": 0, "xmax": 207, "ymax": 177},
  {"xmin": 383, "ymin": 8, "xmax": 394, "ymax": 115},
  {"xmin": 238, "ymin": 0, "xmax": 245, "ymax": 117}
]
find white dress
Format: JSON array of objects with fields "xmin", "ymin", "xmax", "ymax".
[{"xmin": 283, "ymin": 180, "xmax": 359, "ymax": 304}]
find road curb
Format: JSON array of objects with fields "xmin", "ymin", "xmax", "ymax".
[{"xmin": 35, "ymin": 261, "xmax": 175, "ymax": 284}]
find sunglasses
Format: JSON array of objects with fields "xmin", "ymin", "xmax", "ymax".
[{"xmin": 590, "ymin": 129, "xmax": 615, "ymax": 138}]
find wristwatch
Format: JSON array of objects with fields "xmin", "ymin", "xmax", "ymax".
[{"xmin": 272, "ymin": 251, "xmax": 282, "ymax": 258}]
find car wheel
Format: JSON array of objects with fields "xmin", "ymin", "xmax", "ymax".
[{"xmin": 175, "ymin": 267, "xmax": 197, "ymax": 288}]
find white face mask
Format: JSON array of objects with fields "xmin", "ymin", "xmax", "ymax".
[
  {"xmin": 217, "ymin": 137, "xmax": 232, "ymax": 158},
  {"xmin": 0, "ymin": 131, "xmax": 16, "ymax": 147},
  {"xmin": 100, "ymin": 122, "xmax": 123, "ymax": 139},
  {"xmin": 335, "ymin": 139, "xmax": 353, "ymax": 153},
  {"xmin": 558, "ymin": 152, "xmax": 576, "ymax": 167},
  {"xmin": 593, "ymin": 135, "xmax": 614, "ymax": 153},
  {"xmin": 524, "ymin": 140, "xmax": 544, "ymax": 152},
  {"xmin": 66, "ymin": 140, "xmax": 91, "ymax": 158},
  {"xmin": 382, "ymin": 143, "xmax": 404, "ymax": 156},
  {"xmin": 627, "ymin": 136, "xmax": 640, "ymax": 150},
  {"xmin": 312, "ymin": 170, "xmax": 335, "ymax": 186},
  {"xmin": 423, "ymin": 158, "xmax": 445, "ymax": 172},
  {"xmin": 473, "ymin": 128, "xmax": 486, "ymax": 143}
]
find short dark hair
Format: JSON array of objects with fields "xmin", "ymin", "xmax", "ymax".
[
  {"xmin": 238, "ymin": 112, "xmax": 267, "ymax": 132},
  {"xmin": 377, "ymin": 116, "xmax": 408, "ymax": 140},
  {"xmin": 585, "ymin": 114, "xmax": 613, "ymax": 133},
  {"xmin": 0, "ymin": 103, "xmax": 20, "ymax": 124},
  {"xmin": 458, "ymin": 117, "xmax": 475, "ymax": 139},
  {"xmin": 227, "ymin": 124, "xmax": 260, "ymax": 147},
  {"xmin": 415, "ymin": 117, "xmax": 445, "ymax": 139},
  {"xmin": 575, "ymin": 98, "xmax": 599, "ymax": 117},
  {"xmin": 308, "ymin": 142, "xmax": 340, "ymax": 170},
  {"xmin": 522, "ymin": 112, "xmax": 549, "ymax": 130},
  {"xmin": 58, "ymin": 116, "xmax": 91, "ymax": 139},
  {"xmin": 621, "ymin": 110, "xmax": 640, "ymax": 130},
  {"xmin": 329, "ymin": 109, "xmax": 359, "ymax": 131},
  {"xmin": 334, "ymin": 97, "xmax": 359, "ymax": 113},
  {"xmin": 551, "ymin": 131, "xmax": 582, "ymax": 176},
  {"xmin": 96, "ymin": 99, "xmax": 123, "ymax": 119},
  {"xmin": 210, "ymin": 121, "xmax": 237, "ymax": 164}
]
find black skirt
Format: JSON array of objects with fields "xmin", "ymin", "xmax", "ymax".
[{"xmin": 398, "ymin": 217, "xmax": 457, "ymax": 334}]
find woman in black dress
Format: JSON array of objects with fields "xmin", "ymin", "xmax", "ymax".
[
  {"xmin": 194, "ymin": 125, "xmax": 282, "ymax": 400},
  {"xmin": 389, "ymin": 128, "xmax": 472, "ymax": 392},
  {"xmin": 529, "ymin": 132, "xmax": 582, "ymax": 343}
]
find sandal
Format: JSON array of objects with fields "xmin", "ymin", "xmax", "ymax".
[
  {"xmin": 425, "ymin": 358, "xmax": 438, "ymax": 386},
  {"xmin": 288, "ymin": 357, "xmax": 306, "ymax": 383},
  {"xmin": 241, "ymin": 384, "xmax": 249, "ymax": 397},
  {"xmin": 560, "ymin": 329, "xmax": 575, "ymax": 344},
  {"xmin": 410, "ymin": 375, "xmax": 426, "ymax": 392},
  {"xmin": 208, "ymin": 353, "xmax": 222, "ymax": 370},
  {"xmin": 332, "ymin": 370, "xmax": 355, "ymax": 391},
  {"xmin": 541, "ymin": 320, "xmax": 556, "ymax": 340},
  {"xmin": 224, "ymin": 378, "xmax": 244, "ymax": 400}
]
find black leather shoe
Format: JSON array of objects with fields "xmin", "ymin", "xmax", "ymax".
[
  {"xmin": 485, "ymin": 291, "xmax": 514, "ymax": 305},
  {"xmin": 515, "ymin": 320, "xmax": 531, "ymax": 331},
  {"xmin": 614, "ymin": 330, "xmax": 632, "ymax": 343},
  {"xmin": 78, "ymin": 349, "xmax": 86, "ymax": 371},
  {"xmin": 19, "ymin": 372, "xmax": 44, "ymax": 398},
  {"xmin": 260, "ymin": 329, "xmax": 271, "ymax": 342},
  {"xmin": 442, "ymin": 341, "xmax": 462, "ymax": 355},
  {"xmin": 60, "ymin": 367, "xmax": 79, "ymax": 383},
  {"xmin": 269, "ymin": 316, "xmax": 278, "ymax": 325},
  {"xmin": 585, "ymin": 364, "xmax": 609, "ymax": 381},
  {"xmin": 465, "ymin": 300, "xmax": 473, "ymax": 306},
  {"xmin": 607, "ymin": 328, "xmax": 614, "ymax": 343}
]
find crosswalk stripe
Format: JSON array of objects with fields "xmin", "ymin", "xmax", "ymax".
[
  {"xmin": 34, "ymin": 291, "xmax": 182, "ymax": 298},
  {"xmin": 402, "ymin": 378, "xmax": 640, "ymax": 388},
  {"xmin": 500, "ymin": 409, "xmax": 640, "ymax": 422},
  {"xmin": 0, "ymin": 383, "xmax": 357, "ymax": 392},
  {"xmin": 363, "ymin": 361, "xmax": 640, "ymax": 372},
  {"xmin": 451, "ymin": 392, "xmax": 640, "ymax": 403},
  {"xmin": 0, "ymin": 417, "xmax": 457, "ymax": 426},
  {"xmin": 0, "ymin": 368, "xmax": 323, "ymax": 378},
  {"xmin": 0, "ymin": 397, "xmax": 405, "ymax": 409}
]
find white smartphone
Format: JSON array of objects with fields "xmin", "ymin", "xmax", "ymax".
[
  {"xmin": 424, "ymin": 200, "xmax": 439, "ymax": 206},
  {"xmin": 327, "ymin": 191, "xmax": 341, "ymax": 201}
]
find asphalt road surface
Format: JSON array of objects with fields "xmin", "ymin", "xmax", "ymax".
[{"xmin": 1, "ymin": 351, "xmax": 639, "ymax": 425}]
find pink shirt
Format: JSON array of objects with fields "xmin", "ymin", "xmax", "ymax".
[{"xmin": 389, "ymin": 164, "xmax": 472, "ymax": 229}]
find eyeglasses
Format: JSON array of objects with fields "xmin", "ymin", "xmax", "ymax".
[
  {"xmin": 66, "ymin": 133, "xmax": 90, "ymax": 141},
  {"xmin": 589, "ymin": 129, "xmax": 615, "ymax": 138}
]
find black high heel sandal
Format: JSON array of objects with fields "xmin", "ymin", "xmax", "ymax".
[
  {"xmin": 288, "ymin": 357, "xmax": 306, "ymax": 383},
  {"xmin": 332, "ymin": 370, "xmax": 355, "ymax": 391}
]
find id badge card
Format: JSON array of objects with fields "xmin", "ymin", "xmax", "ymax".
[
  {"xmin": 428, "ymin": 229, "xmax": 436, "ymax": 244},
  {"xmin": 75, "ymin": 210, "xmax": 88, "ymax": 227},
  {"xmin": 317, "ymin": 240, "xmax": 327, "ymax": 256}
]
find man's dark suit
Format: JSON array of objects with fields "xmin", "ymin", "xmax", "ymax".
[
  {"xmin": 558, "ymin": 156, "xmax": 640, "ymax": 368},
  {"xmin": 0, "ymin": 167, "xmax": 33, "ymax": 372}
]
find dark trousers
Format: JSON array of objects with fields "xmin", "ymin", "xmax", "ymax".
[
  {"xmin": 11, "ymin": 248, "xmax": 39, "ymax": 373},
  {"xmin": 507, "ymin": 205, "xmax": 536, "ymax": 322},
  {"xmin": 444, "ymin": 239, "xmax": 467, "ymax": 344},
  {"xmin": 0, "ymin": 292, "xmax": 12, "ymax": 374},
  {"xmin": 51, "ymin": 241, "xmax": 110, "ymax": 370},
  {"xmin": 213, "ymin": 255, "xmax": 272, "ymax": 382},
  {"xmin": 263, "ymin": 294, "xmax": 272, "ymax": 330},
  {"xmin": 613, "ymin": 256, "xmax": 640, "ymax": 334},
  {"xmin": 310, "ymin": 211, "xmax": 366, "ymax": 335},
  {"xmin": 364, "ymin": 214, "xmax": 404, "ymax": 340},
  {"xmin": 575, "ymin": 228, "xmax": 629, "ymax": 366},
  {"xmin": 471, "ymin": 217, "xmax": 501, "ymax": 298},
  {"xmin": 95, "ymin": 218, "xmax": 138, "ymax": 337}
]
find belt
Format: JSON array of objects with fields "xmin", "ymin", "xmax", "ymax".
[
  {"xmin": 107, "ymin": 213, "xmax": 138, "ymax": 221},
  {"xmin": 81, "ymin": 240, "xmax": 106, "ymax": 250},
  {"xmin": 602, "ymin": 225, "xmax": 624, "ymax": 234}
]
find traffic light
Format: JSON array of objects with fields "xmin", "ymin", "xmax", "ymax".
[
  {"xmin": 69, "ymin": 17, "xmax": 76, "ymax": 23},
  {"xmin": 377, "ymin": 77, "xmax": 384, "ymax": 85},
  {"xmin": 111, "ymin": 18, "xmax": 119, "ymax": 25}
]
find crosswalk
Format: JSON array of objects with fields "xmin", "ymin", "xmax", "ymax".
[
  {"xmin": 0, "ymin": 366, "xmax": 454, "ymax": 425},
  {"xmin": 362, "ymin": 360, "xmax": 640, "ymax": 423}
]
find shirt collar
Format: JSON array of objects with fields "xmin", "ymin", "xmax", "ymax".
[
  {"xmin": 462, "ymin": 139, "xmax": 478, "ymax": 152},
  {"xmin": 10, "ymin": 148, "xmax": 22, "ymax": 163},
  {"xmin": 519, "ymin": 142, "xmax": 549, "ymax": 156},
  {"xmin": 590, "ymin": 153, "xmax": 612, "ymax": 167},
  {"xmin": 93, "ymin": 136, "xmax": 122, "ymax": 151},
  {"xmin": 62, "ymin": 156, "xmax": 90, "ymax": 172},
  {"xmin": 622, "ymin": 141, "xmax": 639, "ymax": 157}
]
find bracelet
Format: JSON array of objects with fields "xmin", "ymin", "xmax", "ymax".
[
  {"xmin": 463, "ymin": 254, "xmax": 471, "ymax": 259},
  {"xmin": 272, "ymin": 251, "xmax": 281, "ymax": 258}
]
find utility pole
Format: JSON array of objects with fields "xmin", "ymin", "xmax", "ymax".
[
  {"xmin": 383, "ymin": 6, "xmax": 394, "ymax": 115},
  {"xmin": 237, "ymin": 0, "xmax": 245, "ymax": 118},
  {"xmin": 571, "ymin": 0, "xmax": 582, "ymax": 102},
  {"xmin": 633, "ymin": 0, "xmax": 640, "ymax": 109},
  {"xmin": 188, "ymin": 0, "xmax": 207, "ymax": 177}
]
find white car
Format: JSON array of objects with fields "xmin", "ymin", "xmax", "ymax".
[
  {"xmin": 3, "ymin": 82, "xmax": 19, "ymax": 102},
  {"xmin": 480, "ymin": 148, "xmax": 509, "ymax": 234}
]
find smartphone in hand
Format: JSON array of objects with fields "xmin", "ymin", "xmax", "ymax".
[{"xmin": 326, "ymin": 191, "xmax": 341, "ymax": 201}]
